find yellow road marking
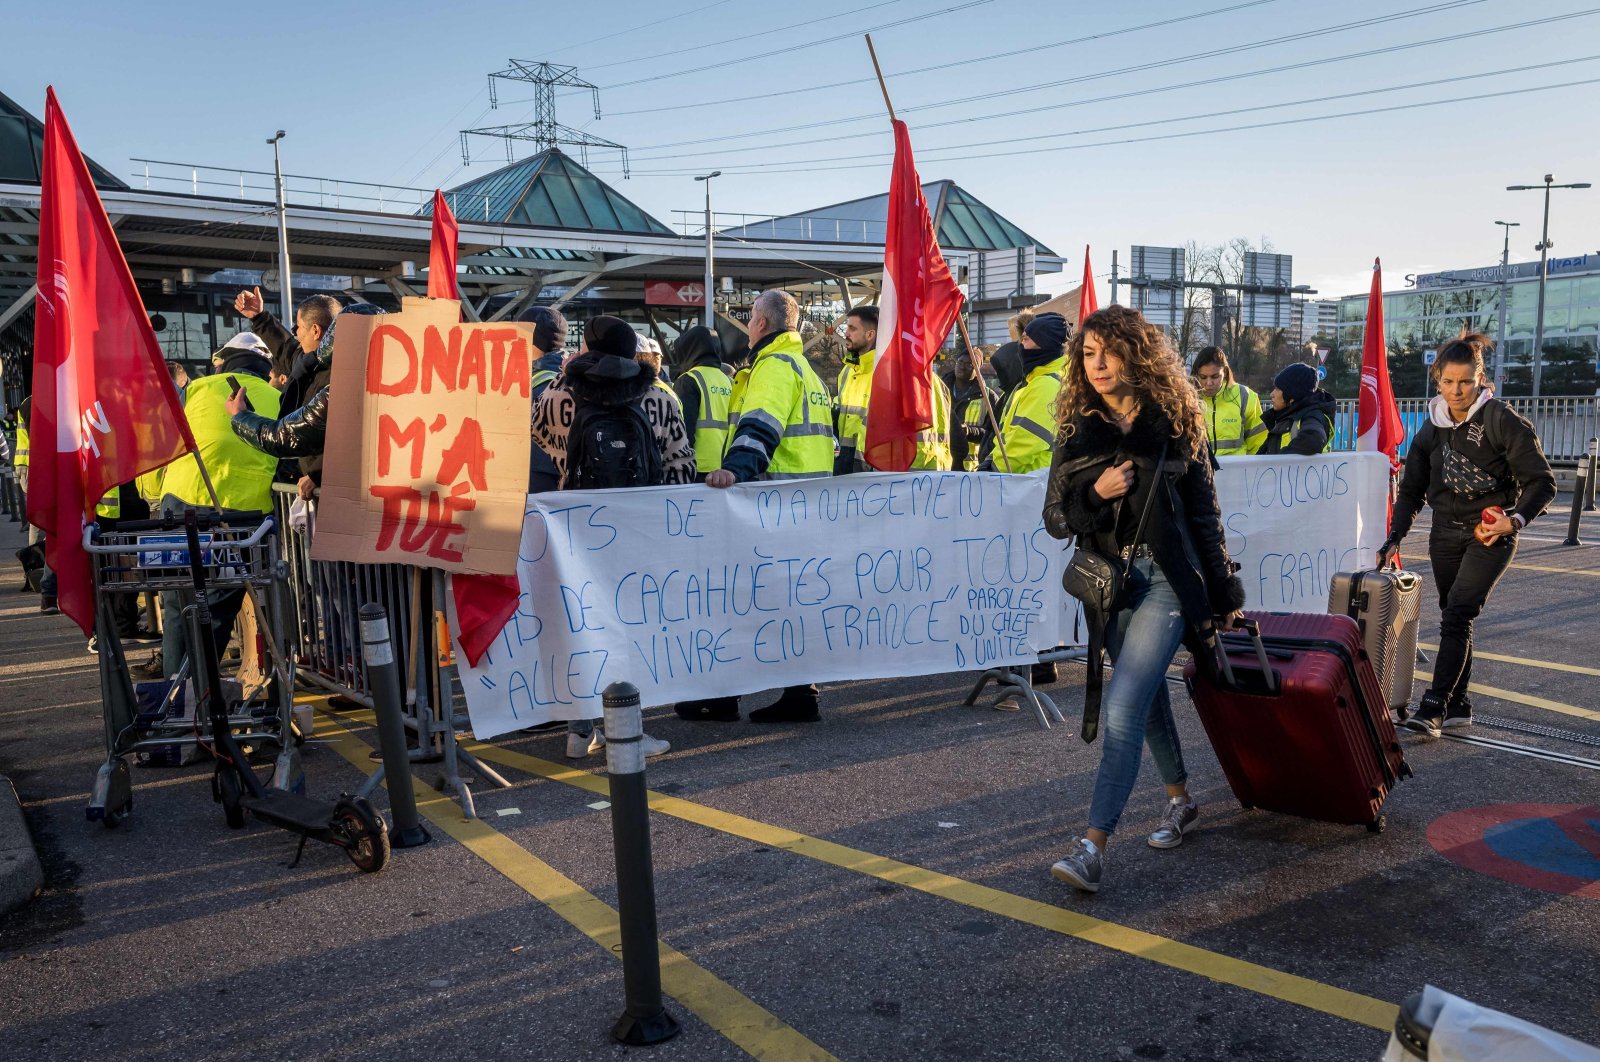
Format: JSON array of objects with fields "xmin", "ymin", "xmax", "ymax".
[
  {"xmin": 457, "ymin": 740, "xmax": 1397, "ymax": 1032},
  {"xmin": 313, "ymin": 708, "xmax": 838, "ymax": 1062},
  {"xmin": 1417, "ymin": 643, "xmax": 1600, "ymax": 679},
  {"xmin": 1508, "ymin": 562, "xmax": 1600, "ymax": 578},
  {"xmin": 1414, "ymin": 670, "xmax": 1600, "ymax": 722}
]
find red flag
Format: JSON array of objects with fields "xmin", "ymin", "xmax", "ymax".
[
  {"xmin": 1357, "ymin": 257, "xmax": 1403, "ymax": 463},
  {"xmin": 31, "ymin": 87, "xmax": 195, "ymax": 635},
  {"xmin": 451, "ymin": 574, "xmax": 519, "ymax": 666},
  {"xmin": 427, "ymin": 189, "xmax": 459, "ymax": 300},
  {"xmin": 865, "ymin": 120, "xmax": 965, "ymax": 472},
  {"xmin": 1078, "ymin": 245, "xmax": 1098, "ymax": 322}
]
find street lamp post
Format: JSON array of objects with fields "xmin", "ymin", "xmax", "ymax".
[
  {"xmin": 694, "ymin": 171, "xmax": 721, "ymax": 330},
  {"xmin": 267, "ymin": 130, "xmax": 293, "ymax": 323},
  {"xmin": 1507, "ymin": 174, "xmax": 1590, "ymax": 396},
  {"xmin": 1493, "ymin": 219, "xmax": 1519, "ymax": 388}
]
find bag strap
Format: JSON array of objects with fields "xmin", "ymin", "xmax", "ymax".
[{"xmin": 1121, "ymin": 439, "xmax": 1170, "ymax": 576}]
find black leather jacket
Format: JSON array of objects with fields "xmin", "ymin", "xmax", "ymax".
[
  {"xmin": 231, "ymin": 385, "xmax": 329, "ymax": 463},
  {"xmin": 1043, "ymin": 402, "xmax": 1245, "ymax": 640}
]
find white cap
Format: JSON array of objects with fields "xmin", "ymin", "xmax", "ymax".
[
  {"xmin": 635, "ymin": 334, "xmax": 662, "ymax": 356},
  {"xmin": 216, "ymin": 332, "xmax": 271, "ymax": 360}
]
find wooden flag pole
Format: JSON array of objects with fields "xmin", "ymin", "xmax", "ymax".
[{"xmin": 865, "ymin": 34, "xmax": 1012, "ymax": 473}]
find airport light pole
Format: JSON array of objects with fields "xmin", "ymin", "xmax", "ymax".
[
  {"xmin": 694, "ymin": 171, "xmax": 720, "ymax": 330},
  {"xmin": 1493, "ymin": 219, "xmax": 1519, "ymax": 388},
  {"xmin": 1507, "ymin": 175, "xmax": 1590, "ymax": 396},
  {"xmin": 268, "ymin": 130, "xmax": 293, "ymax": 322}
]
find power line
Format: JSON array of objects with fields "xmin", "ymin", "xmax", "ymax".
[
  {"xmin": 542, "ymin": 0, "xmax": 740, "ymax": 55},
  {"xmin": 605, "ymin": 0, "xmax": 1282, "ymax": 118},
  {"xmin": 623, "ymin": 0, "xmax": 1489, "ymax": 152}
]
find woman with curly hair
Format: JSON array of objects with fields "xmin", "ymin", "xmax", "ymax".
[{"xmin": 1042, "ymin": 306, "xmax": 1246, "ymax": 894}]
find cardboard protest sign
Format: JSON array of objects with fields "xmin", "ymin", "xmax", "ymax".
[{"xmin": 313, "ymin": 298, "xmax": 533, "ymax": 576}]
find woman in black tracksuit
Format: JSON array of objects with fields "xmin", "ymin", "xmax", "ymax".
[{"xmin": 1380, "ymin": 332, "xmax": 1555, "ymax": 737}]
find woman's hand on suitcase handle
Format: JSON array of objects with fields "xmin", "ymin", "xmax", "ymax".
[
  {"xmin": 1377, "ymin": 538, "xmax": 1400, "ymax": 569},
  {"xmin": 1216, "ymin": 609, "xmax": 1246, "ymax": 632}
]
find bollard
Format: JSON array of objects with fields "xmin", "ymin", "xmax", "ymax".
[
  {"xmin": 1586, "ymin": 438, "xmax": 1598, "ymax": 512},
  {"xmin": 1563, "ymin": 455, "xmax": 1588, "ymax": 547},
  {"xmin": 603, "ymin": 681, "xmax": 680, "ymax": 1047},
  {"xmin": 360, "ymin": 603, "xmax": 430, "ymax": 848}
]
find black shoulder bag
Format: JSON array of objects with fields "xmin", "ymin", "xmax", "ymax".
[{"xmin": 1061, "ymin": 441, "xmax": 1168, "ymax": 743}]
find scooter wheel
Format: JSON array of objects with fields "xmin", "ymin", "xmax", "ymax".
[
  {"xmin": 1366, "ymin": 815, "xmax": 1387, "ymax": 835},
  {"xmin": 215, "ymin": 769, "xmax": 246, "ymax": 830},
  {"xmin": 332, "ymin": 798, "xmax": 390, "ymax": 873},
  {"xmin": 104, "ymin": 797, "xmax": 132, "ymax": 829}
]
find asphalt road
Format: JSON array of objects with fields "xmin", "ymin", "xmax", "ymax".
[{"xmin": 2, "ymin": 505, "xmax": 1597, "ymax": 1061}]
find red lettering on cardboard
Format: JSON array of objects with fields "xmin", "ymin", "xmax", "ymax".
[
  {"xmin": 376, "ymin": 414, "xmax": 426, "ymax": 478},
  {"xmin": 367, "ymin": 324, "xmax": 417, "ymax": 396}
]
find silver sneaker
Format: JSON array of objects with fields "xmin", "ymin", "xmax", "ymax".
[
  {"xmin": 1148, "ymin": 797, "xmax": 1199, "ymax": 849},
  {"xmin": 586, "ymin": 729, "xmax": 671, "ymax": 758},
  {"xmin": 1050, "ymin": 838, "xmax": 1103, "ymax": 893},
  {"xmin": 566, "ymin": 730, "xmax": 595, "ymax": 759}
]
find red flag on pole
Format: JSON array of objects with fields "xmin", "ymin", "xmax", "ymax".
[
  {"xmin": 865, "ymin": 119, "xmax": 965, "ymax": 472},
  {"xmin": 30, "ymin": 87, "xmax": 195, "ymax": 635},
  {"xmin": 427, "ymin": 189, "xmax": 459, "ymax": 300},
  {"xmin": 1357, "ymin": 257, "xmax": 1403, "ymax": 463},
  {"xmin": 1078, "ymin": 245, "xmax": 1098, "ymax": 322}
]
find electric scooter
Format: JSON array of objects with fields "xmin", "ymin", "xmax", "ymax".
[{"xmin": 181, "ymin": 510, "xmax": 389, "ymax": 872}]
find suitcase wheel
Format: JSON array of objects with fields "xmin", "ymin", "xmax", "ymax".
[{"xmin": 1366, "ymin": 815, "xmax": 1386, "ymax": 835}]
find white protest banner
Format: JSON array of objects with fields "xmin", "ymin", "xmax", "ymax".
[
  {"xmin": 1214, "ymin": 451, "xmax": 1391, "ymax": 611},
  {"xmin": 452, "ymin": 471, "xmax": 1069, "ymax": 738}
]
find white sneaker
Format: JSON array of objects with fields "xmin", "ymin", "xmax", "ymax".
[
  {"xmin": 566, "ymin": 730, "xmax": 595, "ymax": 759},
  {"xmin": 587, "ymin": 729, "xmax": 607, "ymax": 755},
  {"xmin": 588, "ymin": 729, "xmax": 671, "ymax": 758}
]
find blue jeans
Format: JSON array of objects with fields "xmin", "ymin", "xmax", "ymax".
[{"xmin": 1087, "ymin": 558, "xmax": 1189, "ymax": 836}]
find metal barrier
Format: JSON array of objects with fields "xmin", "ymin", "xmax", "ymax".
[
  {"xmin": 1, "ymin": 467, "xmax": 21, "ymax": 523},
  {"xmin": 1331, "ymin": 395, "xmax": 1599, "ymax": 461}
]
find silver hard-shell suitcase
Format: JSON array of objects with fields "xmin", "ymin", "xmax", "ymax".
[{"xmin": 1328, "ymin": 568, "xmax": 1423, "ymax": 713}]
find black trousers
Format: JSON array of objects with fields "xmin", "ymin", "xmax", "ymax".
[{"xmin": 1427, "ymin": 522, "xmax": 1516, "ymax": 707}]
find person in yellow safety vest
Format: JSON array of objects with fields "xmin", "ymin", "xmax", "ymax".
[
  {"xmin": 672, "ymin": 325, "xmax": 733, "ymax": 480},
  {"xmin": 686, "ymin": 289, "xmax": 833, "ymax": 726},
  {"xmin": 991, "ymin": 311, "xmax": 1069, "ymax": 474},
  {"xmin": 635, "ymin": 335, "xmax": 681, "ymax": 410},
  {"xmin": 13, "ymin": 398, "xmax": 60, "ymax": 612},
  {"xmin": 950, "ymin": 351, "xmax": 1000, "ymax": 472},
  {"xmin": 1192, "ymin": 346, "xmax": 1267, "ymax": 456},
  {"xmin": 1261, "ymin": 362, "xmax": 1336, "ymax": 455},
  {"xmin": 832, "ymin": 305, "xmax": 953, "ymax": 474},
  {"xmin": 161, "ymin": 334, "xmax": 283, "ymax": 513}
]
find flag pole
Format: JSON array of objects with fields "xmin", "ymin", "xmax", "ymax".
[{"xmin": 864, "ymin": 35, "xmax": 1011, "ymax": 473}]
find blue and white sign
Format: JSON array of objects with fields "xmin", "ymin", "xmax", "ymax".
[{"xmin": 135, "ymin": 533, "xmax": 214, "ymax": 568}]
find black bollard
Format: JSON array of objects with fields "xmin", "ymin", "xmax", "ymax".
[
  {"xmin": 360, "ymin": 603, "xmax": 429, "ymax": 848},
  {"xmin": 603, "ymin": 681, "xmax": 680, "ymax": 1047},
  {"xmin": 1585, "ymin": 438, "xmax": 1598, "ymax": 512},
  {"xmin": 1563, "ymin": 454, "xmax": 1588, "ymax": 547}
]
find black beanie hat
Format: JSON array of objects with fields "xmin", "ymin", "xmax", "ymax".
[
  {"xmin": 1024, "ymin": 312, "xmax": 1068, "ymax": 352},
  {"xmin": 585, "ymin": 315, "xmax": 643, "ymax": 360},
  {"xmin": 517, "ymin": 305, "xmax": 567, "ymax": 354},
  {"xmin": 1274, "ymin": 362, "xmax": 1318, "ymax": 403}
]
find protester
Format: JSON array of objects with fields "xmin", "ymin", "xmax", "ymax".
[
  {"xmin": 1260, "ymin": 362, "xmax": 1335, "ymax": 455},
  {"xmin": 635, "ymin": 334, "xmax": 681, "ymax": 409},
  {"xmin": 1041, "ymin": 306, "xmax": 1245, "ymax": 894},
  {"xmin": 833, "ymin": 305, "xmax": 953, "ymax": 474},
  {"xmin": 520, "ymin": 305, "xmax": 568, "ymax": 494},
  {"xmin": 12, "ymin": 397, "xmax": 57, "ymax": 613},
  {"xmin": 1380, "ymin": 332, "xmax": 1555, "ymax": 736},
  {"xmin": 672, "ymin": 325, "xmax": 733, "ymax": 483},
  {"xmin": 530, "ymin": 314, "xmax": 692, "ymax": 758},
  {"xmin": 232, "ymin": 287, "xmax": 343, "ymax": 487},
  {"xmin": 989, "ymin": 308, "xmax": 1035, "ymax": 401},
  {"xmin": 990, "ymin": 312, "xmax": 1068, "ymax": 475},
  {"xmin": 1193, "ymin": 346, "xmax": 1267, "ymax": 456},
  {"xmin": 157, "ymin": 332, "xmax": 283, "ymax": 679},
  {"xmin": 689, "ymin": 289, "xmax": 833, "ymax": 724},
  {"xmin": 950, "ymin": 351, "xmax": 1000, "ymax": 472}
]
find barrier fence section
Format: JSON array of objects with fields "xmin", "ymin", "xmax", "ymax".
[{"xmin": 1332, "ymin": 395, "xmax": 1599, "ymax": 461}]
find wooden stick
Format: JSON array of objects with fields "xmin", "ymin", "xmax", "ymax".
[
  {"xmin": 955, "ymin": 316, "xmax": 1012, "ymax": 473},
  {"xmin": 864, "ymin": 35, "xmax": 896, "ymax": 124}
]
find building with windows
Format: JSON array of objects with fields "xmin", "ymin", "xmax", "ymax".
[
  {"xmin": 1292, "ymin": 298, "xmax": 1339, "ymax": 345},
  {"xmin": 1334, "ymin": 254, "xmax": 1600, "ymax": 396}
]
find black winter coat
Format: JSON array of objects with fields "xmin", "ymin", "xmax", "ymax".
[
  {"xmin": 1391, "ymin": 396, "xmax": 1555, "ymax": 537},
  {"xmin": 250, "ymin": 309, "xmax": 332, "ymax": 477},
  {"xmin": 1043, "ymin": 402, "xmax": 1246, "ymax": 646},
  {"xmin": 1260, "ymin": 390, "xmax": 1336, "ymax": 456},
  {"xmin": 231, "ymin": 385, "xmax": 329, "ymax": 460}
]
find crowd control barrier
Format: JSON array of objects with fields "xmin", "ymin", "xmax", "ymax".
[{"xmin": 1333, "ymin": 395, "xmax": 1600, "ymax": 462}]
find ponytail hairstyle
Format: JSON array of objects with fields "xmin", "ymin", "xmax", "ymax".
[{"xmin": 1431, "ymin": 330, "xmax": 1492, "ymax": 387}]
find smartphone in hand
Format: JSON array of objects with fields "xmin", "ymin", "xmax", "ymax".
[{"xmin": 226, "ymin": 375, "xmax": 254, "ymax": 412}]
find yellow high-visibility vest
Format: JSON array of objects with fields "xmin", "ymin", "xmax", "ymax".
[
  {"xmin": 683, "ymin": 364, "xmax": 733, "ymax": 474},
  {"xmin": 729, "ymin": 331, "xmax": 833, "ymax": 477},
  {"xmin": 161, "ymin": 373, "xmax": 282, "ymax": 511},
  {"xmin": 1202, "ymin": 382, "xmax": 1267, "ymax": 456},
  {"xmin": 834, "ymin": 350, "xmax": 953, "ymax": 471},
  {"xmin": 996, "ymin": 355, "xmax": 1067, "ymax": 473}
]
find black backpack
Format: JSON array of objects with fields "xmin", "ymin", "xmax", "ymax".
[{"xmin": 565, "ymin": 398, "xmax": 664, "ymax": 490}]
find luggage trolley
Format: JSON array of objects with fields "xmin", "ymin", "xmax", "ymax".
[{"xmin": 82, "ymin": 510, "xmax": 300, "ymax": 827}]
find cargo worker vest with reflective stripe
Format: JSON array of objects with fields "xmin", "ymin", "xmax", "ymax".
[
  {"xmin": 684, "ymin": 363, "xmax": 733, "ymax": 474},
  {"xmin": 836, "ymin": 350, "xmax": 953, "ymax": 472},
  {"xmin": 736, "ymin": 330, "xmax": 833, "ymax": 477},
  {"xmin": 14, "ymin": 424, "xmax": 27, "ymax": 467},
  {"xmin": 161, "ymin": 372, "xmax": 282, "ymax": 511},
  {"xmin": 997, "ymin": 354, "xmax": 1066, "ymax": 473},
  {"xmin": 958, "ymin": 392, "xmax": 987, "ymax": 471},
  {"xmin": 1267, "ymin": 408, "xmax": 1334, "ymax": 454},
  {"xmin": 1202, "ymin": 381, "xmax": 1267, "ymax": 456}
]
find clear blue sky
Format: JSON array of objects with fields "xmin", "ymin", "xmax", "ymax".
[{"xmin": 11, "ymin": 0, "xmax": 1600, "ymax": 299}]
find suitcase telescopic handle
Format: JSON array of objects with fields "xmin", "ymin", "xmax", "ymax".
[{"xmin": 1214, "ymin": 618, "xmax": 1280, "ymax": 695}]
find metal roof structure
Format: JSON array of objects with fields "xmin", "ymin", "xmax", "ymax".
[
  {"xmin": 424, "ymin": 148, "xmax": 672, "ymax": 234},
  {"xmin": 0, "ymin": 88, "xmax": 124, "ymax": 189}
]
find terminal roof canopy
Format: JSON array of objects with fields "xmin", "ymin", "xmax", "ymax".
[
  {"xmin": 426, "ymin": 148, "xmax": 674, "ymax": 236},
  {"xmin": 0, "ymin": 88, "xmax": 125, "ymax": 188},
  {"xmin": 718, "ymin": 179, "xmax": 1057, "ymax": 257}
]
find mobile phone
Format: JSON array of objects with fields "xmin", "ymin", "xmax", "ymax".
[{"xmin": 226, "ymin": 375, "xmax": 253, "ymax": 412}]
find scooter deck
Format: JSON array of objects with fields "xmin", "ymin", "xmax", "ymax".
[{"xmin": 243, "ymin": 790, "xmax": 334, "ymax": 832}]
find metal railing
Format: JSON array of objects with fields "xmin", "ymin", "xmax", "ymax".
[
  {"xmin": 1332, "ymin": 395, "xmax": 1599, "ymax": 461},
  {"xmin": 673, "ymin": 209, "xmax": 886, "ymax": 244}
]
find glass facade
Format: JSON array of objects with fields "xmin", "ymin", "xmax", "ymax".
[{"xmin": 1335, "ymin": 271, "xmax": 1600, "ymax": 396}]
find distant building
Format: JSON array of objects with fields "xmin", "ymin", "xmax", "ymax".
[{"xmin": 1292, "ymin": 299, "xmax": 1340, "ymax": 345}]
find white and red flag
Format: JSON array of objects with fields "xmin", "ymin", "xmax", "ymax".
[
  {"xmin": 1357, "ymin": 257, "xmax": 1404, "ymax": 465},
  {"xmin": 30, "ymin": 87, "xmax": 194, "ymax": 635},
  {"xmin": 865, "ymin": 119, "xmax": 965, "ymax": 472}
]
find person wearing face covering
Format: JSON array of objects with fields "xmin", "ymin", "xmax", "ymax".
[
  {"xmin": 1259, "ymin": 362, "xmax": 1336, "ymax": 456},
  {"xmin": 673, "ymin": 325, "xmax": 733, "ymax": 482},
  {"xmin": 987, "ymin": 311, "xmax": 1068, "ymax": 474}
]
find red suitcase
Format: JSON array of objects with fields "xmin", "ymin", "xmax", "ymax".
[{"xmin": 1182, "ymin": 611, "xmax": 1412, "ymax": 832}]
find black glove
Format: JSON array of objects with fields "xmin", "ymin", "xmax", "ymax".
[{"xmin": 1376, "ymin": 538, "xmax": 1401, "ymax": 569}]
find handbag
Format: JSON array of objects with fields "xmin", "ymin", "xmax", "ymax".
[{"xmin": 1061, "ymin": 441, "xmax": 1169, "ymax": 743}]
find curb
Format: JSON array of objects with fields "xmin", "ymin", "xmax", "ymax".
[{"xmin": 0, "ymin": 773, "xmax": 43, "ymax": 916}]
